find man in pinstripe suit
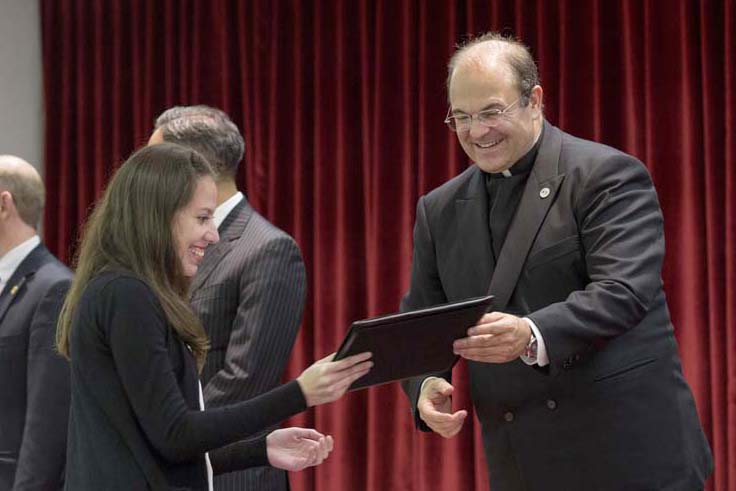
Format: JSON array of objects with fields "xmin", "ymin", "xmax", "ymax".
[{"xmin": 149, "ymin": 106, "xmax": 306, "ymax": 491}]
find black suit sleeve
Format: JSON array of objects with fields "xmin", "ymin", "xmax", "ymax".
[
  {"xmin": 399, "ymin": 196, "xmax": 450, "ymax": 430},
  {"xmin": 528, "ymin": 154, "xmax": 666, "ymax": 372},
  {"xmin": 102, "ymin": 277, "xmax": 306, "ymax": 463},
  {"xmin": 13, "ymin": 279, "xmax": 72, "ymax": 491}
]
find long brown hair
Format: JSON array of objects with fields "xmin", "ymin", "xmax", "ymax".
[{"xmin": 57, "ymin": 143, "xmax": 214, "ymax": 370}]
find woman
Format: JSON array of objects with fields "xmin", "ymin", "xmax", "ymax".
[{"xmin": 56, "ymin": 143, "xmax": 372, "ymax": 490}]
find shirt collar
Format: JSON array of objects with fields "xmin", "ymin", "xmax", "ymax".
[
  {"xmin": 213, "ymin": 191, "xmax": 244, "ymax": 229},
  {"xmin": 485, "ymin": 125, "xmax": 545, "ymax": 180},
  {"xmin": 0, "ymin": 235, "xmax": 41, "ymax": 295}
]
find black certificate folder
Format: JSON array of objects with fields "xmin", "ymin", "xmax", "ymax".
[{"xmin": 334, "ymin": 295, "xmax": 494, "ymax": 390}]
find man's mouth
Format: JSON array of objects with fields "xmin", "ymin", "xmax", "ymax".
[{"xmin": 475, "ymin": 137, "xmax": 504, "ymax": 149}]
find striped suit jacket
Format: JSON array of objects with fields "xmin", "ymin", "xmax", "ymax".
[{"xmin": 190, "ymin": 196, "xmax": 306, "ymax": 491}]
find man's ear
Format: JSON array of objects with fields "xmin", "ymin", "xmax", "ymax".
[
  {"xmin": 529, "ymin": 85, "xmax": 544, "ymax": 113},
  {"xmin": 0, "ymin": 191, "xmax": 15, "ymax": 218}
]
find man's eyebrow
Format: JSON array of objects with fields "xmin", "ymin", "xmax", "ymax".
[{"xmin": 451, "ymin": 102, "xmax": 504, "ymax": 116}]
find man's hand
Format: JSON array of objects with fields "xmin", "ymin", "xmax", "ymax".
[
  {"xmin": 417, "ymin": 377, "xmax": 467, "ymax": 438},
  {"xmin": 453, "ymin": 312, "xmax": 531, "ymax": 363}
]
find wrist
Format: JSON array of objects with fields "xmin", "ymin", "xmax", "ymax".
[
  {"xmin": 523, "ymin": 325, "xmax": 538, "ymax": 362},
  {"xmin": 295, "ymin": 377, "xmax": 314, "ymax": 407}
]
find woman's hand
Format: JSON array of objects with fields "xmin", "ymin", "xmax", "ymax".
[
  {"xmin": 266, "ymin": 427, "xmax": 334, "ymax": 471},
  {"xmin": 296, "ymin": 352, "xmax": 373, "ymax": 407}
]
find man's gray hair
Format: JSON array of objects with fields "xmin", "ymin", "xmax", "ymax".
[
  {"xmin": 447, "ymin": 32, "xmax": 540, "ymax": 106},
  {"xmin": 0, "ymin": 160, "xmax": 45, "ymax": 229},
  {"xmin": 154, "ymin": 105, "xmax": 245, "ymax": 179}
]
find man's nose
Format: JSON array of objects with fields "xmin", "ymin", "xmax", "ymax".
[{"xmin": 468, "ymin": 118, "xmax": 490, "ymax": 139}]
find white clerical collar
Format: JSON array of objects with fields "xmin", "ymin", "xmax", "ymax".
[
  {"xmin": 0, "ymin": 235, "xmax": 41, "ymax": 295},
  {"xmin": 490, "ymin": 127, "xmax": 543, "ymax": 179},
  {"xmin": 213, "ymin": 191, "xmax": 244, "ymax": 229}
]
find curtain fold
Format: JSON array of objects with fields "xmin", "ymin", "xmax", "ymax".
[{"xmin": 42, "ymin": 1, "xmax": 734, "ymax": 489}]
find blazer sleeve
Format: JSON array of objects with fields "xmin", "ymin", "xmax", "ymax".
[
  {"xmin": 13, "ymin": 278, "xmax": 72, "ymax": 491},
  {"xmin": 203, "ymin": 235, "xmax": 306, "ymax": 407},
  {"xmin": 208, "ymin": 436, "xmax": 269, "ymax": 475},
  {"xmin": 102, "ymin": 277, "xmax": 307, "ymax": 463},
  {"xmin": 399, "ymin": 196, "xmax": 450, "ymax": 430},
  {"xmin": 527, "ymin": 153, "xmax": 666, "ymax": 371}
]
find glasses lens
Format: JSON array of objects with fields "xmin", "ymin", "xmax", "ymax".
[
  {"xmin": 478, "ymin": 112, "xmax": 501, "ymax": 127},
  {"xmin": 453, "ymin": 117, "xmax": 471, "ymax": 132}
]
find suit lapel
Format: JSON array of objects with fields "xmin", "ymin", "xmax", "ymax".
[
  {"xmin": 0, "ymin": 244, "xmax": 47, "ymax": 325},
  {"xmin": 488, "ymin": 121, "xmax": 565, "ymax": 311},
  {"xmin": 188, "ymin": 198, "xmax": 253, "ymax": 296},
  {"xmin": 454, "ymin": 167, "xmax": 495, "ymax": 299}
]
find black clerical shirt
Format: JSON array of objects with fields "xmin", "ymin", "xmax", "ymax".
[{"xmin": 484, "ymin": 127, "xmax": 544, "ymax": 262}]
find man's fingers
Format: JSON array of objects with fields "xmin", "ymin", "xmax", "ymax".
[
  {"xmin": 423, "ymin": 377, "xmax": 454, "ymax": 396},
  {"xmin": 425, "ymin": 410, "xmax": 467, "ymax": 437},
  {"xmin": 476, "ymin": 311, "xmax": 506, "ymax": 326},
  {"xmin": 454, "ymin": 334, "xmax": 498, "ymax": 350},
  {"xmin": 419, "ymin": 403, "xmax": 466, "ymax": 424},
  {"xmin": 454, "ymin": 334, "xmax": 516, "ymax": 354}
]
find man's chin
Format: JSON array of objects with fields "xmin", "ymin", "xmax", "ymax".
[{"xmin": 474, "ymin": 160, "xmax": 512, "ymax": 174}]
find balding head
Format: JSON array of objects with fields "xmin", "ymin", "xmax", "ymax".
[
  {"xmin": 0, "ymin": 155, "xmax": 45, "ymax": 229},
  {"xmin": 447, "ymin": 32, "xmax": 540, "ymax": 107}
]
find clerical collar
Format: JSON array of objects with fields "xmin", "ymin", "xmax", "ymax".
[{"xmin": 485, "ymin": 125, "xmax": 544, "ymax": 179}]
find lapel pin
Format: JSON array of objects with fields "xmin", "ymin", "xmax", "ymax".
[
  {"xmin": 539, "ymin": 187, "xmax": 551, "ymax": 199},
  {"xmin": 8, "ymin": 277, "xmax": 26, "ymax": 296}
]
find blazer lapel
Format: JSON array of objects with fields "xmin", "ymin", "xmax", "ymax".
[
  {"xmin": 0, "ymin": 244, "xmax": 46, "ymax": 325},
  {"xmin": 488, "ymin": 121, "xmax": 565, "ymax": 311},
  {"xmin": 188, "ymin": 198, "xmax": 253, "ymax": 295},
  {"xmin": 454, "ymin": 167, "xmax": 495, "ymax": 299}
]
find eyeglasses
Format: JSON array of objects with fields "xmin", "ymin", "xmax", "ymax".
[{"xmin": 444, "ymin": 97, "xmax": 522, "ymax": 132}]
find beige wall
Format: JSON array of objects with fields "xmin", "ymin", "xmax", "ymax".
[{"xmin": 0, "ymin": 0, "xmax": 43, "ymax": 173}]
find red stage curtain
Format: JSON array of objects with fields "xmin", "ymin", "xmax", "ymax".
[{"xmin": 41, "ymin": 1, "xmax": 735, "ymax": 490}]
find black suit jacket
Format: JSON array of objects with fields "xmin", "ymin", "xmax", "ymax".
[
  {"xmin": 0, "ymin": 243, "xmax": 72, "ymax": 491},
  {"xmin": 190, "ymin": 197, "xmax": 306, "ymax": 491},
  {"xmin": 402, "ymin": 121, "xmax": 713, "ymax": 490}
]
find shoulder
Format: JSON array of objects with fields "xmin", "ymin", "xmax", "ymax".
[
  {"xmin": 557, "ymin": 129, "xmax": 649, "ymax": 180},
  {"xmin": 22, "ymin": 247, "xmax": 73, "ymax": 297},
  {"xmin": 35, "ymin": 254, "xmax": 73, "ymax": 283},
  {"xmin": 235, "ymin": 210, "xmax": 303, "ymax": 259},
  {"xmin": 421, "ymin": 165, "xmax": 480, "ymax": 214},
  {"xmin": 245, "ymin": 209, "xmax": 297, "ymax": 243},
  {"xmin": 425, "ymin": 165, "xmax": 478, "ymax": 201},
  {"xmin": 82, "ymin": 271, "xmax": 158, "ymax": 310}
]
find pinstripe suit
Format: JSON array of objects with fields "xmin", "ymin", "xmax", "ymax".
[{"xmin": 190, "ymin": 196, "xmax": 306, "ymax": 491}]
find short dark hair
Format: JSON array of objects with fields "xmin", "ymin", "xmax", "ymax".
[
  {"xmin": 447, "ymin": 32, "xmax": 540, "ymax": 106},
  {"xmin": 154, "ymin": 105, "xmax": 245, "ymax": 179}
]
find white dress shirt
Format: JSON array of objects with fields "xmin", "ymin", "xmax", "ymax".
[
  {"xmin": 200, "ymin": 191, "xmax": 244, "ymax": 489},
  {"xmin": 214, "ymin": 192, "xmax": 244, "ymax": 229},
  {"xmin": 0, "ymin": 235, "xmax": 40, "ymax": 296},
  {"xmin": 198, "ymin": 381, "xmax": 214, "ymax": 491}
]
